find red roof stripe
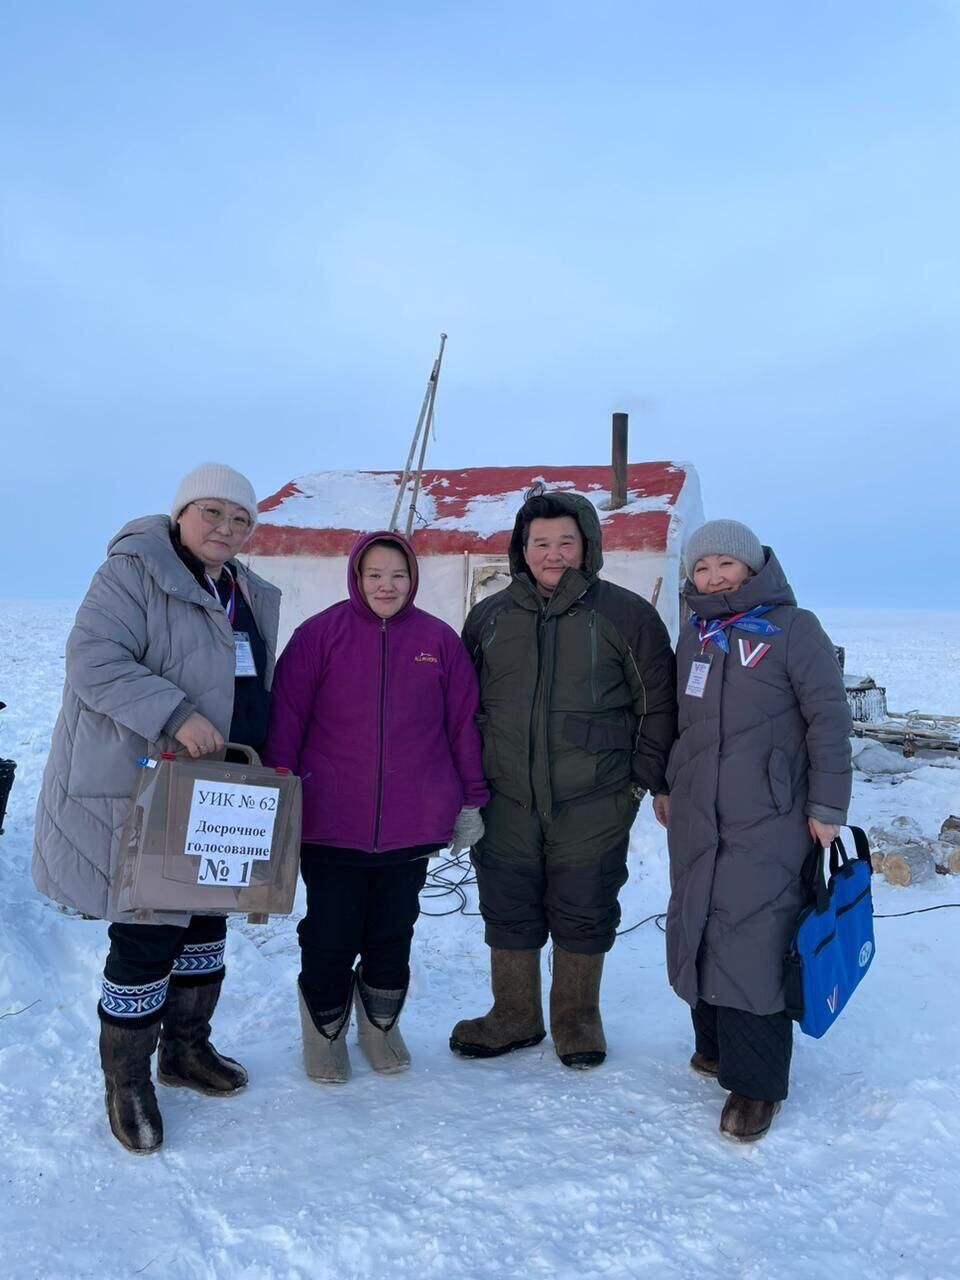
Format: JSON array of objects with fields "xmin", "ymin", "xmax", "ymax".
[
  {"xmin": 248, "ymin": 511, "xmax": 673, "ymax": 558},
  {"xmin": 248, "ymin": 463, "xmax": 684, "ymax": 558}
]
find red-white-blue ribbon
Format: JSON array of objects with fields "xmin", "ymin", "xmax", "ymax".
[{"xmin": 691, "ymin": 603, "xmax": 782, "ymax": 654}]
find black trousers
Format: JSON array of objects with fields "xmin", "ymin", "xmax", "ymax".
[
  {"xmin": 472, "ymin": 789, "xmax": 636, "ymax": 954},
  {"xmin": 100, "ymin": 916, "xmax": 228, "ymax": 1027},
  {"xmin": 692, "ymin": 1000, "xmax": 793, "ymax": 1102},
  {"xmin": 298, "ymin": 851, "xmax": 429, "ymax": 1019}
]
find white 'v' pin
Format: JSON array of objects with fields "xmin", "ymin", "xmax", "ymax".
[{"xmin": 739, "ymin": 637, "xmax": 770, "ymax": 668}]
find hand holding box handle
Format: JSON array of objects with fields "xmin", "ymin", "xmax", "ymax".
[{"xmin": 160, "ymin": 742, "xmax": 263, "ymax": 768}]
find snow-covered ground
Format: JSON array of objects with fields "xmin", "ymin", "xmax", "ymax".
[{"xmin": 1, "ymin": 603, "xmax": 959, "ymax": 1280}]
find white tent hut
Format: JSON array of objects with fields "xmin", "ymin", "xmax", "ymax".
[{"xmin": 244, "ymin": 462, "xmax": 704, "ymax": 650}]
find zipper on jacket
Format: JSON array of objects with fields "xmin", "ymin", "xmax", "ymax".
[
  {"xmin": 528, "ymin": 608, "xmax": 546, "ymax": 806},
  {"xmin": 373, "ymin": 619, "xmax": 387, "ymax": 851},
  {"xmin": 588, "ymin": 611, "xmax": 598, "ymax": 704}
]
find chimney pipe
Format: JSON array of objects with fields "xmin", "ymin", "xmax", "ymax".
[{"xmin": 610, "ymin": 412, "xmax": 628, "ymax": 510}]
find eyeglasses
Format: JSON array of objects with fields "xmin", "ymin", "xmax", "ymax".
[{"xmin": 188, "ymin": 502, "xmax": 252, "ymax": 535}]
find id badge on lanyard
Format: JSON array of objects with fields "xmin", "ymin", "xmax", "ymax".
[
  {"xmin": 685, "ymin": 659, "xmax": 711, "ymax": 699},
  {"xmin": 234, "ymin": 632, "xmax": 257, "ymax": 678},
  {"xmin": 207, "ymin": 569, "xmax": 256, "ymax": 678}
]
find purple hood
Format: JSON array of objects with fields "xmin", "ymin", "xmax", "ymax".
[
  {"xmin": 264, "ymin": 531, "xmax": 488, "ymax": 852},
  {"xmin": 346, "ymin": 530, "xmax": 421, "ymax": 619}
]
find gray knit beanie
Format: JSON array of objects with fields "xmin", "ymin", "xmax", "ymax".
[
  {"xmin": 683, "ymin": 519, "xmax": 765, "ymax": 579},
  {"xmin": 171, "ymin": 463, "xmax": 259, "ymax": 527}
]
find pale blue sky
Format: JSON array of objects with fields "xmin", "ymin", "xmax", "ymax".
[{"xmin": 2, "ymin": 2, "xmax": 957, "ymax": 605}]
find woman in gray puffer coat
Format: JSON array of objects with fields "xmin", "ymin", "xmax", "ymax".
[
  {"xmin": 33, "ymin": 463, "xmax": 280, "ymax": 1155},
  {"xmin": 655, "ymin": 520, "xmax": 851, "ymax": 1143}
]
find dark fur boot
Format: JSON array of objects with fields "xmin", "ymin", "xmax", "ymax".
[
  {"xmin": 99, "ymin": 1016, "xmax": 164, "ymax": 1155},
  {"xmin": 690, "ymin": 1051, "xmax": 720, "ymax": 1078},
  {"xmin": 720, "ymin": 1093, "xmax": 781, "ymax": 1142},
  {"xmin": 158, "ymin": 979, "xmax": 247, "ymax": 1096},
  {"xmin": 550, "ymin": 947, "xmax": 606, "ymax": 1069},
  {"xmin": 449, "ymin": 948, "xmax": 545, "ymax": 1058}
]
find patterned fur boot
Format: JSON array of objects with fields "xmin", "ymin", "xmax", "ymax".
[
  {"xmin": 157, "ymin": 979, "xmax": 248, "ymax": 1096},
  {"xmin": 99, "ymin": 1015, "xmax": 164, "ymax": 1154}
]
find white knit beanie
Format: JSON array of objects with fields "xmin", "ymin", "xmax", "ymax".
[
  {"xmin": 170, "ymin": 463, "xmax": 259, "ymax": 527},
  {"xmin": 683, "ymin": 519, "xmax": 765, "ymax": 579}
]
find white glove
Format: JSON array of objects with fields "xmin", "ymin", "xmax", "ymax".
[{"xmin": 449, "ymin": 806, "xmax": 484, "ymax": 855}]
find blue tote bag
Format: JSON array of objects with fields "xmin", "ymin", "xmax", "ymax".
[{"xmin": 784, "ymin": 827, "xmax": 876, "ymax": 1039}]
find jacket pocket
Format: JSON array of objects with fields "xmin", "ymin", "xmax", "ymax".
[
  {"xmin": 767, "ymin": 747, "xmax": 794, "ymax": 816},
  {"xmin": 562, "ymin": 710, "xmax": 634, "ymax": 753},
  {"xmin": 68, "ymin": 708, "xmax": 142, "ymax": 799}
]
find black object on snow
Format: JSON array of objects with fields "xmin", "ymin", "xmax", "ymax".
[{"xmin": 0, "ymin": 758, "xmax": 16, "ymax": 835}]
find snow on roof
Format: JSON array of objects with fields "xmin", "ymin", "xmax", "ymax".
[{"xmin": 248, "ymin": 463, "xmax": 700, "ymax": 558}]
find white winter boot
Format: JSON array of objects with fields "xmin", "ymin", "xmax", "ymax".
[
  {"xmin": 354, "ymin": 966, "xmax": 411, "ymax": 1074},
  {"xmin": 298, "ymin": 978, "xmax": 352, "ymax": 1084}
]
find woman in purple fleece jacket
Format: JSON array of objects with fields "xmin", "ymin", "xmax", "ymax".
[{"xmin": 264, "ymin": 530, "xmax": 488, "ymax": 1083}]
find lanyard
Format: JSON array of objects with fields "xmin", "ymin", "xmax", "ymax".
[
  {"xmin": 696, "ymin": 609, "xmax": 751, "ymax": 654},
  {"xmin": 692, "ymin": 603, "xmax": 781, "ymax": 655},
  {"xmin": 205, "ymin": 566, "xmax": 236, "ymax": 625}
]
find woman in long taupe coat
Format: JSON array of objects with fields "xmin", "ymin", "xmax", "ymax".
[
  {"xmin": 655, "ymin": 520, "xmax": 851, "ymax": 1142},
  {"xmin": 34, "ymin": 463, "xmax": 280, "ymax": 1154}
]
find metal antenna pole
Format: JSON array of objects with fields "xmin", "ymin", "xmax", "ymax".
[
  {"xmin": 396, "ymin": 335, "xmax": 445, "ymax": 535},
  {"xmin": 389, "ymin": 355, "xmax": 436, "ymax": 532},
  {"xmin": 404, "ymin": 333, "xmax": 447, "ymax": 538}
]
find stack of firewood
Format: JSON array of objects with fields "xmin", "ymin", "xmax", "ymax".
[{"xmin": 869, "ymin": 816, "xmax": 960, "ymax": 886}]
